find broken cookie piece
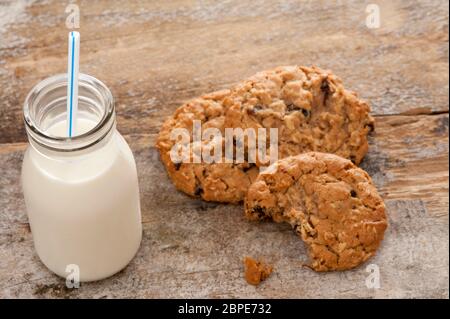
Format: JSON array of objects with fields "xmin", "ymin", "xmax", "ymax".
[
  {"xmin": 244, "ymin": 257, "xmax": 273, "ymax": 285},
  {"xmin": 245, "ymin": 152, "xmax": 387, "ymax": 271}
]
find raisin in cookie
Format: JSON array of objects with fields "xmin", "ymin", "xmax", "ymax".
[
  {"xmin": 245, "ymin": 152, "xmax": 387, "ymax": 271},
  {"xmin": 157, "ymin": 66, "xmax": 374, "ymax": 203}
]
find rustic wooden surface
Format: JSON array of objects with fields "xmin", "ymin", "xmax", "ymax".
[{"xmin": 0, "ymin": 0, "xmax": 448, "ymax": 298}]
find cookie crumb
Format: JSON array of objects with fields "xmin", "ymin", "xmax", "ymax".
[{"xmin": 244, "ymin": 257, "xmax": 273, "ymax": 286}]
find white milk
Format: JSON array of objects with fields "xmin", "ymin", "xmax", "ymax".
[
  {"xmin": 22, "ymin": 119, "xmax": 142, "ymax": 282},
  {"xmin": 47, "ymin": 118, "xmax": 96, "ymax": 136}
]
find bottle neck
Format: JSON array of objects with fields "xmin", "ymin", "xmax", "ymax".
[
  {"xmin": 24, "ymin": 73, "xmax": 115, "ymax": 153},
  {"xmin": 29, "ymin": 122, "xmax": 117, "ymax": 159}
]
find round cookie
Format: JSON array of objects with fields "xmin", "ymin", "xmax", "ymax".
[
  {"xmin": 245, "ymin": 152, "xmax": 387, "ymax": 271},
  {"xmin": 157, "ymin": 66, "xmax": 374, "ymax": 203}
]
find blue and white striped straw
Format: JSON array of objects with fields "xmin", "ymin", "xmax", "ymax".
[{"xmin": 67, "ymin": 31, "xmax": 80, "ymax": 137}]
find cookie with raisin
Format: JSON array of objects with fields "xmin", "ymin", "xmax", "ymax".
[
  {"xmin": 157, "ymin": 66, "xmax": 374, "ymax": 203},
  {"xmin": 245, "ymin": 152, "xmax": 387, "ymax": 271}
]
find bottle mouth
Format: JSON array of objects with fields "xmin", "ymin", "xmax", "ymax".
[{"xmin": 24, "ymin": 73, "xmax": 115, "ymax": 152}]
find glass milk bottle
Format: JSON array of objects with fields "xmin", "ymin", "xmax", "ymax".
[{"xmin": 21, "ymin": 73, "xmax": 142, "ymax": 282}]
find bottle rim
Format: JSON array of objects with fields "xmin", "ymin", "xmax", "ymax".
[{"xmin": 23, "ymin": 73, "xmax": 115, "ymax": 152}]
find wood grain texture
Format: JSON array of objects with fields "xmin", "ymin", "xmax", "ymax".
[
  {"xmin": 0, "ymin": 0, "xmax": 448, "ymax": 298},
  {"xmin": 0, "ymin": 114, "xmax": 448, "ymax": 298},
  {"xmin": 1, "ymin": 0, "xmax": 448, "ymax": 143}
]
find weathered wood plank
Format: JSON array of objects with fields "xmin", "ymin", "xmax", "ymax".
[
  {"xmin": 0, "ymin": 114, "xmax": 447, "ymax": 298},
  {"xmin": 1, "ymin": 0, "xmax": 448, "ymax": 143},
  {"xmin": 361, "ymin": 114, "xmax": 449, "ymax": 218}
]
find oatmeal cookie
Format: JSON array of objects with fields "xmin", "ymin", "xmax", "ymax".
[
  {"xmin": 156, "ymin": 90, "xmax": 260, "ymax": 203},
  {"xmin": 245, "ymin": 152, "xmax": 387, "ymax": 271},
  {"xmin": 157, "ymin": 66, "xmax": 374, "ymax": 203}
]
